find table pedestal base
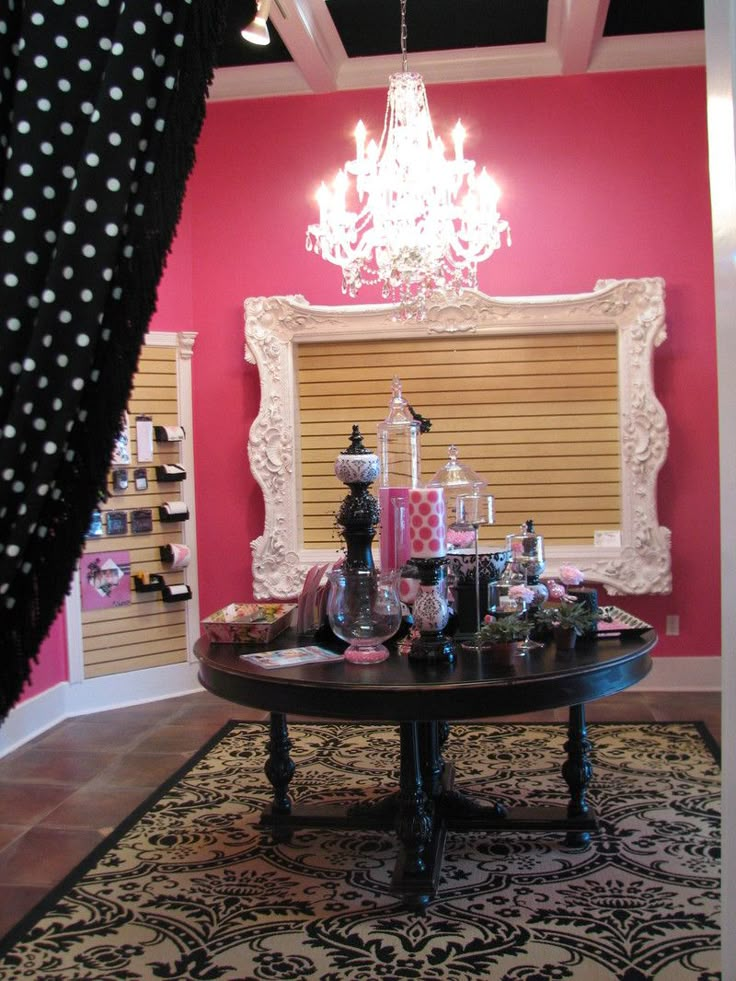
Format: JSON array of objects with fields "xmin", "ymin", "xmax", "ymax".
[{"xmin": 258, "ymin": 706, "xmax": 597, "ymax": 907}]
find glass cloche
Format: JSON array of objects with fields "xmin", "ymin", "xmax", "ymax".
[{"xmin": 427, "ymin": 444, "xmax": 486, "ymax": 527}]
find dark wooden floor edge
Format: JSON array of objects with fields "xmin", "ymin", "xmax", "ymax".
[{"xmin": 0, "ymin": 718, "xmax": 242, "ymax": 952}]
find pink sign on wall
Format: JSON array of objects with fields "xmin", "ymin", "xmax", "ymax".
[{"xmin": 80, "ymin": 551, "xmax": 131, "ymax": 611}]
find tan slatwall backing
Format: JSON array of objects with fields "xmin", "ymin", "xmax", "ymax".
[
  {"xmin": 297, "ymin": 332, "xmax": 620, "ymax": 549},
  {"xmin": 81, "ymin": 345, "xmax": 189, "ymax": 678}
]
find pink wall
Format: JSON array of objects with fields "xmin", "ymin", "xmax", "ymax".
[
  {"xmin": 18, "ymin": 615, "xmax": 68, "ymax": 703},
  {"xmin": 184, "ymin": 67, "xmax": 717, "ymax": 659},
  {"xmin": 21, "ymin": 65, "xmax": 719, "ymax": 702}
]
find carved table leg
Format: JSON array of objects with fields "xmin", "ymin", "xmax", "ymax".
[
  {"xmin": 418, "ymin": 721, "xmax": 443, "ymax": 798},
  {"xmin": 562, "ymin": 703, "xmax": 593, "ymax": 847},
  {"xmin": 264, "ymin": 712, "xmax": 295, "ymax": 817},
  {"xmin": 392, "ymin": 721, "xmax": 439, "ymax": 908}
]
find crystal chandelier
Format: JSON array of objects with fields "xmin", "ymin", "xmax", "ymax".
[{"xmin": 305, "ymin": 0, "xmax": 511, "ymax": 318}]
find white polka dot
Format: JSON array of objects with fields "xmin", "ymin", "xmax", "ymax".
[
  {"xmin": 80, "ymin": 289, "xmax": 93, "ymax": 302},
  {"xmin": 58, "ymin": 77, "xmax": 71, "ymax": 92},
  {"xmin": 34, "ymin": 54, "xmax": 48, "ymax": 68},
  {"xmin": 6, "ymin": 544, "xmax": 19, "ymax": 557},
  {"xmin": 106, "ymin": 178, "xmax": 120, "ymax": 192},
  {"xmin": 40, "ymin": 141, "xmax": 53, "ymax": 155},
  {"xmin": 78, "ymin": 58, "xmax": 92, "ymax": 72},
  {"xmin": 2, "ymin": 469, "xmax": 13, "ymax": 480},
  {"xmin": 55, "ymin": 34, "xmax": 68, "ymax": 48},
  {"xmin": 85, "ymin": 198, "xmax": 97, "ymax": 212},
  {"xmin": 72, "ymin": 378, "xmax": 85, "ymax": 390},
  {"xmin": 62, "ymin": 219, "xmax": 76, "ymax": 234},
  {"xmin": 110, "ymin": 86, "xmax": 123, "ymax": 100},
  {"xmin": 85, "ymin": 152, "xmax": 99, "ymax": 167},
  {"xmin": 133, "ymin": 20, "xmax": 146, "ymax": 34},
  {"xmin": 22, "ymin": 357, "xmax": 35, "ymax": 371},
  {"xmin": 105, "ymin": 223, "xmax": 118, "ymax": 236},
  {"xmin": 22, "ymin": 206, "xmax": 36, "ymax": 220},
  {"xmin": 37, "ymin": 97, "xmax": 51, "ymax": 111},
  {"xmin": 43, "ymin": 442, "xmax": 57, "ymax": 455},
  {"xmin": 76, "ymin": 334, "xmax": 90, "ymax": 347},
  {"xmin": 41, "ymin": 288, "xmax": 55, "ymax": 302},
  {"xmin": 57, "ymin": 354, "xmax": 69, "ymax": 367},
  {"xmin": 24, "ymin": 251, "xmax": 38, "ymax": 264},
  {"xmin": 19, "ymin": 163, "xmax": 33, "ymax": 176},
  {"xmin": 4, "ymin": 273, "xmax": 18, "ymax": 286},
  {"xmin": 2, "ymin": 230, "xmax": 14, "ymax": 242}
]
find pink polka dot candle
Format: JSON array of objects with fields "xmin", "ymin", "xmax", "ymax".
[{"xmin": 409, "ymin": 487, "xmax": 447, "ymax": 559}]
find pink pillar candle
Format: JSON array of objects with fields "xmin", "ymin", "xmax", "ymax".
[
  {"xmin": 379, "ymin": 487, "xmax": 411, "ymax": 573},
  {"xmin": 409, "ymin": 488, "xmax": 447, "ymax": 559}
]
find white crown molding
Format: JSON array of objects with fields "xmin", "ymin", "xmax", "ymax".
[
  {"xmin": 208, "ymin": 6, "xmax": 705, "ymax": 104},
  {"xmin": 245, "ymin": 278, "xmax": 671, "ymax": 599}
]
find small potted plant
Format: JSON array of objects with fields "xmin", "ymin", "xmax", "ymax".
[
  {"xmin": 535, "ymin": 601, "xmax": 601, "ymax": 650},
  {"xmin": 476, "ymin": 612, "xmax": 529, "ymax": 661}
]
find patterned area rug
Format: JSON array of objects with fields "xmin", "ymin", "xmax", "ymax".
[{"xmin": 0, "ymin": 722, "xmax": 720, "ymax": 981}]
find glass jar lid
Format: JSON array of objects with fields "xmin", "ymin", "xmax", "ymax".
[{"xmin": 427, "ymin": 444, "xmax": 486, "ymax": 495}]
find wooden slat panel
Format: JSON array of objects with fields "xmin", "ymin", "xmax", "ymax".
[
  {"xmin": 81, "ymin": 345, "xmax": 189, "ymax": 678},
  {"xmin": 296, "ymin": 331, "xmax": 620, "ymax": 549},
  {"xmin": 85, "ymin": 650, "xmax": 185, "ymax": 677}
]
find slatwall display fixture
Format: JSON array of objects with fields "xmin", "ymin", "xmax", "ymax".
[
  {"xmin": 297, "ymin": 332, "xmax": 620, "ymax": 549},
  {"xmin": 68, "ymin": 333, "xmax": 199, "ymax": 681}
]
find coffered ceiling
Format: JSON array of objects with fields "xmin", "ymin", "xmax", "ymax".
[{"xmin": 210, "ymin": 0, "xmax": 705, "ymax": 101}]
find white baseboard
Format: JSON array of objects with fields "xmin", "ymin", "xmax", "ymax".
[
  {"xmin": 0, "ymin": 661, "xmax": 203, "ymax": 759},
  {"xmin": 0, "ymin": 656, "xmax": 722, "ymax": 759},
  {"xmin": 635, "ymin": 656, "xmax": 721, "ymax": 691}
]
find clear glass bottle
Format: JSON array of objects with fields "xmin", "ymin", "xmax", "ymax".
[{"xmin": 377, "ymin": 377, "xmax": 421, "ymax": 573}]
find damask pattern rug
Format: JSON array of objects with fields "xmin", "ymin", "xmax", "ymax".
[{"xmin": 0, "ymin": 721, "xmax": 720, "ymax": 981}]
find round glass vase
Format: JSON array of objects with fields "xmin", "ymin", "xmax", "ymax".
[{"xmin": 327, "ymin": 568, "xmax": 402, "ymax": 664}]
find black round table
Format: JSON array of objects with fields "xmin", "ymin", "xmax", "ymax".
[{"xmin": 195, "ymin": 629, "xmax": 656, "ymax": 907}]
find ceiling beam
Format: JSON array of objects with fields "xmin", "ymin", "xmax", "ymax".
[
  {"xmin": 556, "ymin": 0, "xmax": 611, "ymax": 75},
  {"xmin": 269, "ymin": 0, "xmax": 345, "ymax": 92}
]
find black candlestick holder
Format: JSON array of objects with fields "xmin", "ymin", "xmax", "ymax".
[
  {"xmin": 334, "ymin": 425, "xmax": 380, "ymax": 572},
  {"xmin": 409, "ymin": 557, "xmax": 456, "ymax": 665}
]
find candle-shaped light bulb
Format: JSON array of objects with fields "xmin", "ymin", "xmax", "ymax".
[
  {"xmin": 333, "ymin": 169, "xmax": 348, "ymax": 212},
  {"xmin": 477, "ymin": 168, "xmax": 500, "ymax": 212},
  {"xmin": 452, "ymin": 120, "xmax": 466, "ymax": 160},
  {"xmin": 316, "ymin": 181, "xmax": 330, "ymax": 223},
  {"xmin": 354, "ymin": 119, "xmax": 366, "ymax": 161}
]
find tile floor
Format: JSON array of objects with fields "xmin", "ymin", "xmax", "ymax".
[{"xmin": 0, "ymin": 688, "xmax": 721, "ymax": 939}]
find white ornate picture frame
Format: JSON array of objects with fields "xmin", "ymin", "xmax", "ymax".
[{"xmin": 245, "ymin": 278, "xmax": 671, "ymax": 598}]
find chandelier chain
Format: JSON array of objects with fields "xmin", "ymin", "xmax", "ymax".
[{"xmin": 400, "ymin": 0, "xmax": 408, "ymax": 72}]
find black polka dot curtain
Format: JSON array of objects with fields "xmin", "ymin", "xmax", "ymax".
[{"xmin": 0, "ymin": 1, "xmax": 228, "ymax": 722}]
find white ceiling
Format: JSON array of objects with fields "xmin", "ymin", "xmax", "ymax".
[{"xmin": 208, "ymin": 0, "xmax": 705, "ymax": 102}]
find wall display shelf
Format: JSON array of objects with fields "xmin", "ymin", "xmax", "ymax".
[
  {"xmin": 154, "ymin": 425, "xmax": 186, "ymax": 442},
  {"xmin": 159, "ymin": 502, "xmax": 189, "ymax": 523},
  {"xmin": 245, "ymin": 280, "xmax": 671, "ymax": 598},
  {"xmin": 133, "ymin": 573, "xmax": 165, "ymax": 593},
  {"xmin": 156, "ymin": 463, "xmax": 186, "ymax": 482},
  {"xmin": 65, "ymin": 331, "xmax": 199, "ymax": 682}
]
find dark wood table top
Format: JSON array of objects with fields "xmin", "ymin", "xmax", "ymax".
[{"xmin": 195, "ymin": 628, "xmax": 656, "ymax": 722}]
